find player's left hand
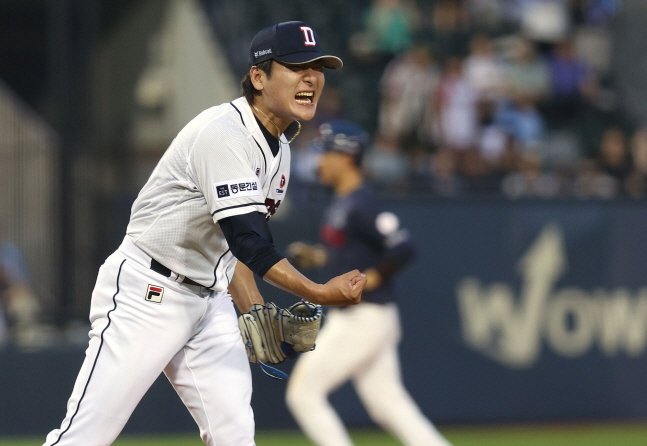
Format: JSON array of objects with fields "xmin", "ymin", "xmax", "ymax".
[{"xmin": 238, "ymin": 301, "xmax": 323, "ymax": 364}]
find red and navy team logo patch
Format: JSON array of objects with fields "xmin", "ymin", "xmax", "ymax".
[
  {"xmin": 275, "ymin": 174, "xmax": 287, "ymax": 194},
  {"xmin": 145, "ymin": 285, "xmax": 164, "ymax": 304}
]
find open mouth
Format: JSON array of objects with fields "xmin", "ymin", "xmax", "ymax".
[{"xmin": 295, "ymin": 91, "xmax": 314, "ymax": 104}]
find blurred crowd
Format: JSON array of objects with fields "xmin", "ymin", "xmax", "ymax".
[
  {"xmin": 0, "ymin": 226, "xmax": 45, "ymax": 349},
  {"xmin": 289, "ymin": 0, "xmax": 643, "ymax": 199}
]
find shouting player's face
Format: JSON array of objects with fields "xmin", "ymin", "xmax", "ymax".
[{"xmin": 254, "ymin": 60, "xmax": 325, "ymax": 130}]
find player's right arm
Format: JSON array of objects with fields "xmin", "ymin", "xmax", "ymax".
[
  {"xmin": 262, "ymin": 258, "xmax": 364, "ymax": 306},
  {"xmin": 191, "ymin": 120, "xmax": 364, "ymax": 305},
  {"xmin": 219, "ymin": 212, "xmax": 364, "ymax": 306}
]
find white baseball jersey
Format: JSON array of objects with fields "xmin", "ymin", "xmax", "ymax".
[
  {"xmin": 127, "ymin": 96, "xmax": 291, "ymax": 290},
  {"xmin": 44, "ymin": 97, "xmax": 293, "ymax": 446}
]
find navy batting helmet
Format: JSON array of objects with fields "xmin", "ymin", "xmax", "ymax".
[{"xmin": 316, "ymin": 120, "xmax": 369, "ymax": 165}]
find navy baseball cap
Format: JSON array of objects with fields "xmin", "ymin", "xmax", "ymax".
[
  {"xmin": 249, "ymin": 21, "xmax": 343, "ymax": 70},
  {"xmin": 316, "ymin": 120, "xmax": 369, "ymax": 163}
]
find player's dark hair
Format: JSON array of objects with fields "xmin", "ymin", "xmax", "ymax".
[{"xmin": 241, "ymin": 60, "xmax": 274, "ymax": 105}]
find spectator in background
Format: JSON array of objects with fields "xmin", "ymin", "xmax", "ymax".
[
  {"xmin": 573, "ymin": 156, "xmax": 617, "ymax": 198},
  {"xmin": 464, "ymin": 34, "xmax": 507, "ymax": 105},
  {"xmin": 459, "ymin": 147, "xmax": 505, "ymax": 193},
  {"xmin": 494, "ymin": 37, "xmax": 549, "ymax": 162},
  {"xmin": 625, "ymin": 128, "xmax": 647, "ymax": 198},
  {"xmin": 597, "ymin": 126, "xmax": 632, "ymax": 191},
  {"xmin": 570, "ymin": 0, "xmax": 616, "ymax": 79},
  {"xmin": 501, "ymin": 152, "xmax": 542, "ymax": 198},
  {"xmin": 575, "ymin": 0, "xmax": 620, "ymax": 27},
  {"xmin": 495, "ymin": 96, "xmax": 546, "ymax": 155},
  {"xmin": 519, "ymin": 0, "xmax": 570, "ymax": 43},
  {"xmin": 503, "ymin": 38, "xmax": 551, "ymax": 105},
  {"xmin": 476, "ymin": 109, "xmax": 524, "ymax": 186},
  {"xmin": 465, "ymin": 0, "xmax": 506, "ymax": 33},
  {"xmin": 429, "ymin": 0, "xmax": 472, "ymax": 60},
  {"xmin": 349, "ymin": 0, "xmax": 420, "ymax": 150},
  {"xmin": 464, "ymin": 33, "xmax": 511, "ymax": 166},
  {"xmin": 476, "ymin": 100, "xmax": 513, "ymax": 165},
  {"xmin": 377, "ymin": 43, "xmax": 440, "ymax": 166},
  {"xmin": 429, "ymin": 147, "xmax": 466, "ymax": 197},
  {"xmin": 363, "ymin": 137, "xmax": 410, "ymax": 192},
  {"xmin": 350, "ymin": 0, "xmax": 420, "ymax": 65},
  {"xmin": 544, "ymin": 38, "xmax": 599, "ymax": 128},
  {"xmin": 0, "ymin": 226, "xmax": 43, "ymax": 348},
  {"xmin": 501, "ymin": 150, "xmax": 565, "ymax": 198},
  {"xmin": 434, "ymin": 56, "xmax": 479, "ymax": 152},
  {"xmin": 0, "ymin": 264, "xmax": 10, "ymax": 346},
  {"xmin": 570, "ymin": 126, "xmax": 633, "ymax": 200}
]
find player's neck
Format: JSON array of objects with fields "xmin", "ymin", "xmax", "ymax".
[
  {"xmin": 334, "ymin": 170, "xmax": 363, "ymax": 196},
  {"xmin": 251, "ymin": 104, "xmax": 284, "ymax": 139}
]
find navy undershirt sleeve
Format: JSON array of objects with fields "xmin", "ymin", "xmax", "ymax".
[{"xmin": 219, "ymin": 212, "xmax": 286, "ymax": 277}]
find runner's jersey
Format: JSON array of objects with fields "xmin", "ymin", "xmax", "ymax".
[
  {"xmin": 127, "ymin": 96, "xmax": 290, "ymax": 291},
  {"xmin": 321, "ymin": 185, "xmax": 410, "ymax": 304}
]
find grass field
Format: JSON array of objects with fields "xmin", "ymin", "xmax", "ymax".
[{"xmin": 3, "ymin": 422, "xmax": 647, "ymax": 446}]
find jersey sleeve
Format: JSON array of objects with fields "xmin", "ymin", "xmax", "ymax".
[{"xmin": 190, "ymin": 120, "xmax": 267, "ymax": 222}]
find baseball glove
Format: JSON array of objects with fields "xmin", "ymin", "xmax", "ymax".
[{"xmin": 238, "ymin": 300, "xmax": 323, "ymax": 365}]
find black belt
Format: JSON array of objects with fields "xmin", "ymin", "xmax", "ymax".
[{"xmin": 150, "ymin": 259, "xmax": 203, "ymax": 287}]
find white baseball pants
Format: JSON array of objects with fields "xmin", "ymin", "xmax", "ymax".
[
  {"xmin": 43, "ymin": 236, "xmax": 255, "ymax": 446},
  {"xmin": 286, "ymin": 302, "xmax": 452, "ymax": 446}
]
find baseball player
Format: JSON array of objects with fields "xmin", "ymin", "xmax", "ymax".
[
  {"xmin": 43, "ymin": 22, "xmax": 366, "ymax": 446},
  {"xmin": 285, "ymin": 121, "xmax": 452, "ymax": 446}
]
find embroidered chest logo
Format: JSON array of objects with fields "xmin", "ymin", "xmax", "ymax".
[
  {"xmin": 275, "ymin": 173, "xmax": 287, "ymax": 194},
  {"xmin": 145, "ymin": 285, "xmax": 164, "ymax": 304}
]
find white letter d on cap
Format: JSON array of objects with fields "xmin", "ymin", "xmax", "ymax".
[{"xmin": 300, "ymin": 26, "xmax": 316, "ymax": 46}]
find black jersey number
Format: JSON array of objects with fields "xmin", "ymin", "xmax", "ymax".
[{"xmin": 265, "ymin": 198, "xmax": 281, "ymax": 221}]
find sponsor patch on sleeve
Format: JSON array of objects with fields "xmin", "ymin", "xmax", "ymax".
[{"xmin": 213, "ymin": 178, "xmax": 261, "ymax": 201}]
